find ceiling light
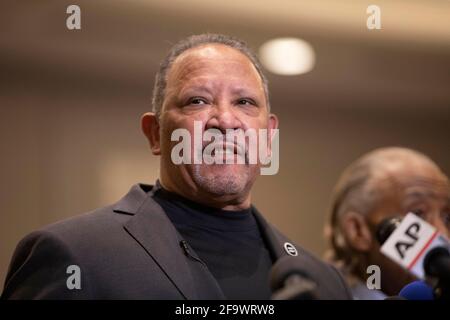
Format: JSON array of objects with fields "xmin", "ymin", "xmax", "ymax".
[{"xmin": 259, "ymin": 37, "xmax": 315, "ymax": 76}]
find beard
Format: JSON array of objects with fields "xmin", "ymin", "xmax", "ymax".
[{"xmin": 192, "ymin": 164, "xmax": 250, "ymax": 195}]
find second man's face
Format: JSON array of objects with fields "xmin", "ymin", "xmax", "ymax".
[{"xmin": 366, "ymin": 164, "xmax": 450, "ymax": 294}]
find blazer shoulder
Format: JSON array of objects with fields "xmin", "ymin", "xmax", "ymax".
[
  {"xmin": 2, "ymin": 205, "xmax": 131, "ymax": 299},
  {"xmin": 37, "ymin": 205, "xmax": 132, "ymax": 243},
  {"xmin": 1, "ymin": 229, "xmax": 93, "ymax": 299}
]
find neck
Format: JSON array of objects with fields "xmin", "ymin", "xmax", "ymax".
[{"xmin": 158, "ymin": 176, "xmax": 252, "ymax": 211}]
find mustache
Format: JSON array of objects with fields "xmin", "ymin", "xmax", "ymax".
[
  {"xmin": 203, "ymin": 141, "xmax": 246, "ymax": 155},
  {"xmin": 197, "ymin": 135, "xmax": 249, "ymax": 164}
]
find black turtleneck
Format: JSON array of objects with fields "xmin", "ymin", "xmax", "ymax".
[{"xmin": 152, "ymin": 186, "xmax": 273, "ymax": 299}]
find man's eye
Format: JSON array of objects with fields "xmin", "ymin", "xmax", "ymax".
[
  {"xmin": 442, "ymin": 211, "xmax": 450, "ymax": 228},
  {"xmin": 237, "ymin": 98, "xmax": 255, "ymax": 106},
  {"xmin": 411, "ymin": 208, "xmax": 426, "ymax": 218},
  {"xmin": 189, "ymin": 98, "xmax": 208, "ymax": 105}
]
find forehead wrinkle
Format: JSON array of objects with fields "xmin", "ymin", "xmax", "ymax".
[
  {"xmin": 169, "ymin": 60, "xmax": 213, "ymax": 92},
  {"xmin": 404, "ymin": 190, "xmax": 441, "ymax": 202},
  {"xmin": 168, "ymin": 44, "xmax": 264, "ymax": 95},
  {"xmin": 397, "ymin": 175, "xmax": 450, "ymax": 205},
  {"xmin": 372, "ymin": 170, "xmax": 448, "ymax": 205},
  {"xmin": 178, "ymin": 77, "xmax": 262, "ymax": 98},
  {"xmin": 400, "ymin": 176, "xmax": 449, "ymax": 190},
  {"xmin": 402, "ymin": 191, "xmax": 450, "ymax": 213}
]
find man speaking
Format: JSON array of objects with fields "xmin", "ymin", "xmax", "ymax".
[{"xmin": 2, "ymin": 34, "xmax": 351, "ymax": 299}]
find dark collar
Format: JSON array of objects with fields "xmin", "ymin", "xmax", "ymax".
[{"xmin": 113, "ymin": 183, "xmax": 223, "ymax": 299}]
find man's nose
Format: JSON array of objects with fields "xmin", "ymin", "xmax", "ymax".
[{"xmin": 205, "ymin": 103, "xmax": 242, "ymax": 133}]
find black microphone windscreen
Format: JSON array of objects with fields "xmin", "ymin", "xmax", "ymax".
[
  {"xmin": 269, "ymin": 255, "xmax": 312, "ymax": 291},
  {"xmin": 376, "ymin": 216, "xmax": 402, "ymax": 245}
]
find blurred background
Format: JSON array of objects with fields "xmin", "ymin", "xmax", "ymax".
[{"xmin": 1, "ymin": 0, "xmax": 449, "ymax": 286}]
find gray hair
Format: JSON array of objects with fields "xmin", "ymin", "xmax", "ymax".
[
  {"xmin": 151, "ymin": 33, "xmax": 270, "ymax": 118},
  {"xmin": 325, "ymin": 155, "xmax": 381, "ymax": 269}
]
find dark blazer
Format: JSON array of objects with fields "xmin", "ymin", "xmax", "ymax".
[{"xmin": 1, "ymin": 184, "xmax": 352, "ymax": 299}]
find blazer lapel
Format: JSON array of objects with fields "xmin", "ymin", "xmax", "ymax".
[
  {"xmin": 115, "ymin": 184, "xmax": 288, "ymax": 299},
  {"xmin": 252, "ymin": 206, "xmax": 290, "ymax": 261},
  {"xmin": 116, "ymin": 184, "xmax": 224, "ymax": 300}
]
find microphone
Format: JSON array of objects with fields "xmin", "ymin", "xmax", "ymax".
[
  {"xmin": 399, "ymin": 281, "xmax": 434, "ymax": 300},
  {"xmin": 376, "ymin": 213, "xmax": 450, "ymax": 299},
  {"xmin": 376, "ymin": 216, "xmax": 402, "ymax": 244},
  {"xmin": 424, "ymin": 247, "xmax": 450, "ymax": 286},
  {"xmin": 270, "ymin": 255, "xmax": 318, "ymax": 300}
]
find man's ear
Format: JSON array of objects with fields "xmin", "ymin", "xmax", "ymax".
[
  {"xmin": 341, "ymin": 212, "xmax": 373, "ymax": 252},
  {"xmin": 268, "ymin": 113, "xmax": 279, "ymax": 132},
  {"xmin": 267, "ymin": 113, "xmax": 279, "ymax": 154},
  {"xmin": 141, "ymin": 112, "xmax": 161, "ymax": 155}
]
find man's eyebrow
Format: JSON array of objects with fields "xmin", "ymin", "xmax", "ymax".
[
  {"xmin": 404, "ymin": 190, "xmax": 437, "ymax": 200},
  {"xmin": 230, "ymin": 87, "xmax": 260, "ymax": 97},
  {"xmin": 179, "ymin": 85, "xmax": 213, "ymax": 96}
]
